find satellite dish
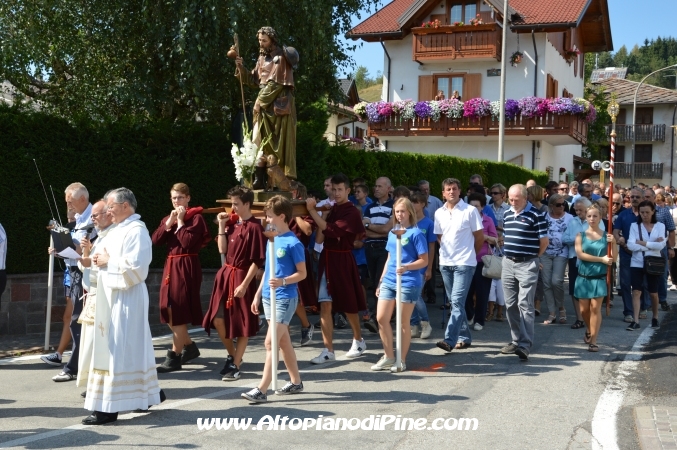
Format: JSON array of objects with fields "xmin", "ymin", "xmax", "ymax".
[
  {"xmin": 591, "ymin": 160, "xmax": 603, "ymax": 171},
  {"xmin": 602, "ymin": 161, "xmax": 612, "ymax": 171}
]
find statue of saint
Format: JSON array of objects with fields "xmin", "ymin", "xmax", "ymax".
[{"xmin": 235, "ymin": 27, "xmax": 299, "ymax": 179}]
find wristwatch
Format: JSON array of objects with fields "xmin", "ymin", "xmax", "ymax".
[
  {"xmin": 365, "ymin": 223, "xmax": 370, "ymax": 229},
  {"xmin": 282, "ymin": 278, "xmax": 287, "ymax": 286}
]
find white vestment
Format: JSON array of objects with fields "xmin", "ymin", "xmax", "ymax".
[
  {"xmin": 84, "ymin": 214, "xmax": 161, "ymax": 413},
  {"xmin": 76, "ymin": 224, "xmax": 115, "ymax": 388}
]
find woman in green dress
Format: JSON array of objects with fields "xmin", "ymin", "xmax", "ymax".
[{"xmin": 574, "ymin": 205, "xmax": 616, "ymax": 352}]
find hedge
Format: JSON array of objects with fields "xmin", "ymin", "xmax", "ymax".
[{"xmin": 1, "ymin": 104, "xmax": 547, "ymax": 274}]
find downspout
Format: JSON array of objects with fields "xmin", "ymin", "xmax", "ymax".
[
  {"xmin": 531, "ymin": 30, "xmax": 539, "ymax": 170},
  {"xmin": 670, "ymin": 104, "xmax": 677, "ymax": 187},
  {"xmin": 380, "ymin": 39, "xmax": 392, "ymax": 150}
]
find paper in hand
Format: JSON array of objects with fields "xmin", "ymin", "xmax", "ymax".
[{"xmin": 57, "ymin": 247, "xmax": 82, "ymax": 260}]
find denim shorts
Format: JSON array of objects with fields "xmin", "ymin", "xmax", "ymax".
[
  {"xmin": 318, "ymin": 273, "xmax": 332, "ymax": 302},
  {"xmin": 262, "ymin": 297, "xmax": 298, "ymax": 325},
  {"xmin": 378, "ymin": 283, "xmax": 420, "ymax": 303}
]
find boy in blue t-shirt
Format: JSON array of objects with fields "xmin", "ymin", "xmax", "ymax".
[
  {"xmin": 409, "ymin": 192, "xmax": 436, "ymax": 339},
  {"xmin": 243, "ymin": 196, "xmax": 306, "ymax": 403}
]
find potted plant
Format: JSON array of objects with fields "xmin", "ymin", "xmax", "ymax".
[
  {"xmin": 469, "ymin": 14, "xmax": 484, "ymax": 26},
  {"xmin": 564, "ymin": 47, "xmax": 581, "ymax": 63},
  {"xmin": 421, "ymin": 19, "xmax": 441, "ymax": 28},
  {"xmin": 509, "ymin": 51, "xmax": 523, "ymax": 67}
]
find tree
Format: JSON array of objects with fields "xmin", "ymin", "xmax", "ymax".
[
  {"xmin": 354, "ymin": 66, "xmax": 372, "ymax": 90},
  {"xmin": 0, "ymin": 0, "xmax": 380, "ymax": 122}
]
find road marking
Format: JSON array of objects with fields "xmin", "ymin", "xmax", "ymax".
[
  {"xmin": 591, "ymin": 325, "xmax": 657, "ymax": 450},
  {"xmin": 0, "ymin": 384, "xmax": 257, "ymax": 448}
]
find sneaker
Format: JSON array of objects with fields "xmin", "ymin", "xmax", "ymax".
[
  {"xmin": 241, "ymin": 388, "xmax": 267, "ymax": 403},
  {"xmin": 639, "ymin": 310, "xmax": 648, "ymax": 319},
  {"xmin": 410, "ymin": 324, "xmax": 421, "ymax": 338},
  {"xmin": 473, "ymin": 323, "xmax": 483, "ymax": 331},
  {"xmin": 468, "ymin": 317, "xmax": 474, "ymax": 326},
  {"xmin": 371, "ymin": 355, "xmax": 395, "ymax": 371},
  {"xmin": 661, "ymin": 302, "xmax": 670, "ymax": 311},
  {"xmin": 345, "ymin": 339, "xmax": 367, "ymax": 359},
  {"xmin": 310, "ymin": 348, "xmax": 336, "ymax": 365},
  {"xmin": 180, "ymin": 342, "xmax": 200, "ymax": 365},
  {"xmin": 300, "ymin": 324, "xmax": 314, "ymax": 346},
  {"xmin": 52, "ymin": 371, "xmax": 76, "ymax": 382},
  {"xmin": 364, "ymin": 317, "xmax": 379, "ymax": 333},
  {"xmin": 219, "ymin": 355, "xmax": 234, "ymax": 375},
  {"xmin": 670, "ymin": 285, "xmax": 677, "ymax": 291},
  {"xmin": 626, "ymin": 322, "xmax": 640, "ymax": 331},
  {"xmin": 41, "ymin": 353, "xmax": 63, "ymax": 366},
  {"xmin": 500, "ymin": 343, "xmax": 518, "ymax": 354},
  {"xmin": 420, "ymin": 321, "xmax": 432, "ymax": 339},
  {"xmin": 515, "ymin": 346, "xmax": 529, "ymax": 361},
  {"xmin": 221, "ymin": 362, "xmax": 241, "ymax": 381},
  {"xmin": 275, "ymin": 381, "xmax": 304, "ymax": 395},
  {"xmin": 390, "ymin": 361, "xmax": 406, "ymax": 373},
  {"xmin": 334, "ymin": 313, "xmax": 348, "ymax": 329},
  {"xmin": 624, "ymin": 315, "xmax": 633, "ymax": 323},
  {"xmin": 651, "ymin": 318, "xmax": 660, "ymax": 328}
]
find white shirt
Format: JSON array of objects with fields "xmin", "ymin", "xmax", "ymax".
[
  {"xmin": 434, "ymin": 200, "xmax": 483, "ymax": 267},
  {"xmin": 67, "ymin": 203, "xmax": 95, "ymax": 266},
  {"xmin": 0, "ymin": 223, "xmax": 6, "ymax": 271},
  {"xmin": 627, "ymin": 222, "xmax": 667, "ymax": 268},
  {"xmin": 313, "ymin": 198, "xmax": 335, "ymax": 253}
]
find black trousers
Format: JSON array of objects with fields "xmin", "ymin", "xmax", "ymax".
[
  {"xmin": 365, "ymin": 242, "xmax": 388, "ymax": 311},
  {"xmin": 64, "ymin": 266, "xmax": 83, "ymax": 375},
  {"xmin": 0, "ymin": 270, "xmax": 6, "ymax": 308}
]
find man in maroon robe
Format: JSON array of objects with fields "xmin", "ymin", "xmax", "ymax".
[
  {"xmin": 305, "ymin": 173, "xmax": 367, "ymax": 364},
  {"xmin": 290, "ymin": 215, "xmax": 317, "ymax": 346},
  {"xmin": 202, "ymin": 187, "xmax": 265, "ymax": 381}
]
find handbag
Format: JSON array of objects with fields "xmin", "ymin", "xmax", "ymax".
[
  {"xmin": 482, "ymin": 245, "xmax": 503, "ymax": 279},
  {"xmin": 638, "ymin": 223, "xmax": 666, "ymax": 276}
]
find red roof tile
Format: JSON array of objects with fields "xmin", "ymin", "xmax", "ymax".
[
  {"xmin": 510, "ymin": 0, "xmax": 590, "ymax": 26},
  {"xmin": 349, "ymin": 0, "xmax": 416, "ymax": 37}
]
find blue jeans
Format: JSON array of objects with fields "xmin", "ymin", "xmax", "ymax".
[
  {"xmin": 440, "ymin": 265, "xmax": 475, "ymax": 346},
  {"xmin": 619, "ymin": 256, "xmax": 637, "ymax": 317},
  {"xmin": 410, "ymin": 275, "xmax": 429, "ymax": 325}
]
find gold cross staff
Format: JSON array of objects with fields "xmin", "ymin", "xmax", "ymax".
[{"xmin": 98, "ymin": 321, "xmax": 105, "ymax": 337}]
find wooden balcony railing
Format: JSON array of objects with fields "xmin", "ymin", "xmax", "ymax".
[
  {"xmin": 367, "ymin": 112, "xmax": 588, "ymax": 144},
  {"xmin": 613, "ymin": 162, "xmax": 664, "ymax": 179},
  {"xmin": 412, "ymin": 23, "xmax": 501, "ymax": 62},
  {"xmin": 604, "ymin": 124, "xmax": 666, "ymax": 142}
]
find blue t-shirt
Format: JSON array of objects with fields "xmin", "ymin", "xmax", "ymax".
[
  {"xmin": 382, "ymin": 226, "xmax": 429, "ymax": 288},
  {"xmin": 262, "ymin": 231, "xmax": 306, "ymax": 299},
  {"xmin": 615, "ymin": 208, "xmax": 639, "ymax": 260},
  {"xmin": 483, "ymin": 205, "xmax": 498, "ymax": 227},
  {"xmin": 417, "ymin": 216, "xmax": 436, "ymax": 275}
]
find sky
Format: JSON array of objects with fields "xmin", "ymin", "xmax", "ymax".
[{"xmin": 340, "ymin": 0, "xmax": 677, "ymax": 80}]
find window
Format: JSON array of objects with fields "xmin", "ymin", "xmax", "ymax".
[
  {"xmin": 436, "ymin": 76, "xmax": 463, "ymax": 100},
  {"xmin": 449, "ymin": 0, "xmax": 478, "ymax": 24},
  {"xmin": 635, "ymin": 144, "xmax": 652, "ymax": 162},
  {"xmin": 355, "ymin": 127, "xmax": 365, "ymax": 139},
  {"xmin": 342, "ymin": 126, "xmax": 350, "ymax": 137}
]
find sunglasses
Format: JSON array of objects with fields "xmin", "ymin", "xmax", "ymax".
[
  {"xmin": 490, "ymin": 191, "xmax": 502, "ymax": 195},
  {"xmin": 613, "ymin": 202, "xmax": 621, "ymax": 205},
  {"xmin": 553, "ymin": 203, "xmax": 565, "ymax": 207},
  {"xmin": 630, "ymin": 195, "xmax": 641, "ymax": 199},
  {"xmin": 558, "ymin": 188, "xmax": 568, "ymax": 191}
]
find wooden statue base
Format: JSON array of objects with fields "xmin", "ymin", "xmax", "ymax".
[
  {"xmin": 252, "ymin": 190, "xmax": 292, "ymax": 202},
  {"xmin": 215, "ymin": 198, "xmax": 311, "ymax": 218}
]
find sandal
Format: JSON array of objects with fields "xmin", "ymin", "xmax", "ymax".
[
  {"xmin": 584, "ymin": 331, "xmax": 592, "ymax": 344},
  {"xmin": 571, "ymin": 320, "xmax": 585, "ymax": 329},
  {"xmin": 588, "ymin": 344, "xmax": 599, "ymax": 352},
  {"xmin": 543, "ymin": 315, "xmax": 557, "ymax": 325},
  {"xmin": 455, "ymin": 342, "xmax": 471, "ymax": 350},
  {"xmin": 558, "ymin": 310, "xmax": 567, "ymax": 324}
]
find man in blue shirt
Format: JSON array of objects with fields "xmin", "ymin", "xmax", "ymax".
[{"xmin": 613, "ymin": 188, "xmax": 644, "ymax": 322}]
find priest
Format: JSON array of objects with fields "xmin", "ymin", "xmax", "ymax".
[{"xmin": 85, "ymin": 187, "xmax": 164, "ymax": 425}]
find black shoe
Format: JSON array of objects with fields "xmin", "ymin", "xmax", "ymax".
[
  {"xmin": 661, "ymin": 302, "xmax": 670, "ymax": 311},
  {"xmin": 436, "ymin": 341, "xmax": 453, "ymax": 353},
  {"xmin": 364, "ymin": 317, "xmax": 379, "ymax": 333},
  {"xmin": 82, "ymin": 411, "xmax": 118, "ymax": 425},
  {"xmin": 626, "ymin": 321, "xmax": 640, "ymax": 331},
  {"xmin": 439, "ymin": 303, "xmax": 451, "ymax": 310},
  {"xmin": 515, "ymin": 346, "xmax": 529, "ymax": 361},
  {"xmin": 425, "ymin": 298, "xmax": 436, "ymax": 305},
  {"xmin": 222, "ymin": 363, "xmax": 241, "ymax": 381},
  {"xmin": 334, "ymin": 313, "xmax": 348, "ymax": 329},
  {"xmin": 160, "ymin": 389, "xmax": 166, "ymax": 403},
  {"xmin": 180, "ymin": 342, "xmax": 200, "ymax": 365},
  {"xmin": 500, "ymin": 343, "xmax": 519, "ymax": 354},
  {"xmin": 80, "ymin": 391, "xmax": 87, "ymax": 398},
  {"xmin": 156, "ymin": 350, "xmax": 182, "ymax": 373},
  {"xmin": 220, "ymin": 355, "xmax": 235, "ymax": 375},
  {"xmin": 651, "ymin": 318, "xmax": 660, "ymax": 328}
]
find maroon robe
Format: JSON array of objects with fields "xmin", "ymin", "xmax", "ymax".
[
  {"xmin": 202, "ymin": 217, "xmax": 265, "ymax": 338},
  {"xmin": 290, "ymin": 216, "xmax": 317, "ymax": 307},
  {"xmin": 152, "ymin": 211, "xmax": 210, "ymax": 326},
  {"xmin": 317, "ymin": 201, "xmax": 367, "ymax": 314}
]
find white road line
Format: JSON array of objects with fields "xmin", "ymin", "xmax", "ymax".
[
  {"xmin": 0, "ymin": 384, "xmax": 257, "ymax": 448},
  {"xmin": 591, "ymin": 325, "xmax": 657, "ymax": 450}
]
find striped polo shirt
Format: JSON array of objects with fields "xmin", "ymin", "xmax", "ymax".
[
  {"xmin": 503, "ymin": 202, "xmax": 548, "ymax": 258},
  {"xmin": 364, "ymin": 198, "xmax": 394, "ymax": 243}
]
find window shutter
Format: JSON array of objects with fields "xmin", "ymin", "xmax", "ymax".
[
  {"xmin": 546, "ymin": 74, "xmax": 554, "ymax": 98},
  {"xmin": 463, "ymin": 73, "xmax": 482, "ymax": 100},
  {"xmin": 418, "ymin": 75, "xmax": 434, "ymax": 101},
  {"xmin": 553, "ymin": 79, "xmax": 558, "ymax": 98}
]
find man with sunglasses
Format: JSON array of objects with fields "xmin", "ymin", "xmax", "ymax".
[{"xmin": 559, "ymin": 183, "xmax": 572, "ymax": 202}]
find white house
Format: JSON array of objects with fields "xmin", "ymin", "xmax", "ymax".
[
  {"xmin": 347, "ymin": 0, "xmax": 613, "ymax": 176},
  {"xmin": 594, "ymin": 75, "xmax": 677, "ymax": 188},
  {"xmin": 325, "ymin": 79, "xmax": 369, "ymax": 148}
]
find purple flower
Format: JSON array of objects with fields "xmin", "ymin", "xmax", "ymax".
[
  {"xmin": 586, "ymin": 104, "xmax": 597, "ymax": 123},
  {"xmin": 414, "ymin": 101, "xmax": 432, "ymax": 119},
  {"xmin": 377, "ymin": 102, "xmax": 393, "ymax": 117},
  {"xmin": 505, "ymin": 99, "xmax": 520, "ymax": 120},
  {"xmin": 518, "ymin": 96, "xmax": 548, "ymax": 118},
  {"xmin": 463, "ymin": 97, "xmax": 491, "ymax": 120},
  {"xmin": 366, "ymin": 102, "xmax": 382, "ymax": 122}
]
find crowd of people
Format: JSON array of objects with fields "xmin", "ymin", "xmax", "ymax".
[{"xmin": 36, "ymin": 173, "xmax": 677, "ymax": 423}]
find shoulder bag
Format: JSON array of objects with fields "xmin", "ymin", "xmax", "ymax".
[{"xmin": 638, "ymin": 223, "xmax": 665, "ymax": 276}]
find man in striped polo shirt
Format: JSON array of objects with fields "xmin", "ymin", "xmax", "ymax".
[{"xmin": 500, "ymin": 184, "xmax": 548, "ymax": 361}]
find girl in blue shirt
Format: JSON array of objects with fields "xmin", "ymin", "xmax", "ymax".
[
  {"xmin": 244, "ymin": 196, "xmax": 307, "ymax": 403},
  {"xmin": 373, "ymin": 198, "xmax": 429, "ymax": 373}
]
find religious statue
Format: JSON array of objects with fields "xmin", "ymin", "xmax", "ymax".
[{"xmin": 232, "ymin": 27, "xmax": 299, "ymax": 180}]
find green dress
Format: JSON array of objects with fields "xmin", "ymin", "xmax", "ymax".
[{"xmin": 574, "ymin": 232, "xmax": 608, "ymax": 299}]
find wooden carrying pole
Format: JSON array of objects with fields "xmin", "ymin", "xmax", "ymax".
[{"xmin": 606, "ymin": 131, "xmax": 615, "ymax": 316}]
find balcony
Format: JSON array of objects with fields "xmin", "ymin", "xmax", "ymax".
[
  {"xmin": 613, "ymin": 162, "xmax": 664, "ymax": 179},
  {"xmin": 604, "ymin": 124, "xmax": 666, "ymax": 142},
  {"xmin": 412, "ymin": 23, "xmax": 501, "ymax": 63},
  {"xmin": 367, "ymin": 112, "xmax": 588, "ymax": 145}
]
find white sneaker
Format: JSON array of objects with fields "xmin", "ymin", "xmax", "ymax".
[
  {"xmin": 670, "ymin": 285, "xmax": 677, "ymax": 291},
  {"xmin": 468, "ymin": 317, "xmax": 474, "ymax": 326},
  {"xmin": 345, "ymin": 339, "xmax": 367, "ymax": 359},
  {"xmin": 390, "ymin": 361, "xmax": 406, "ymax": 373},
  {"xmin": 310, "ymin": 348, "xmax": 336, "ymax": 365},
  {"xmin": 420, "ymin": 321, "xmax": 432, "ymax": 339},
  {"xmin": 474, "ymin": 323, "xmax": 483, "ymax": 331},
  {"xmin": 410, "ymin": 324, "xmax": 421, "ymax": 338},
  {"xmin": 371, "ymin": 355, "xmax": 395, "ymax": 371}
]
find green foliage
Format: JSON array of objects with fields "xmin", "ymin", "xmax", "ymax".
[
  {"xmin": 324, "ymin": 149, "xmax": 548, "ymax": 195},
  {"xmin": 352, "ymin": 65, "xmax": 383, "ymax": 91},
  {"xmin": 0, "ymin": 105, "xmax": 235, "ymax": 274},
  {"xmin": 296, "ymin": 102, "xmax": 331, "ymax": 191},
  {"xmin": 0, "ymin": 0, "xmax": 380, "ymax": 122},
  {"xmin": 582, "ymin": 84, "xmax": 611, "ymax": 160}
]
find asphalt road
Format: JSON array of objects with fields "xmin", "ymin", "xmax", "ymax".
[{"xmin": 0, "ymin": 290, "xmax": 673, "ymax": 449}]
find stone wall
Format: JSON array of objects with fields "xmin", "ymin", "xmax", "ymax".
[{"xmin": 0, "ymin": 269, "xmax": 218, "ymax": 337}]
